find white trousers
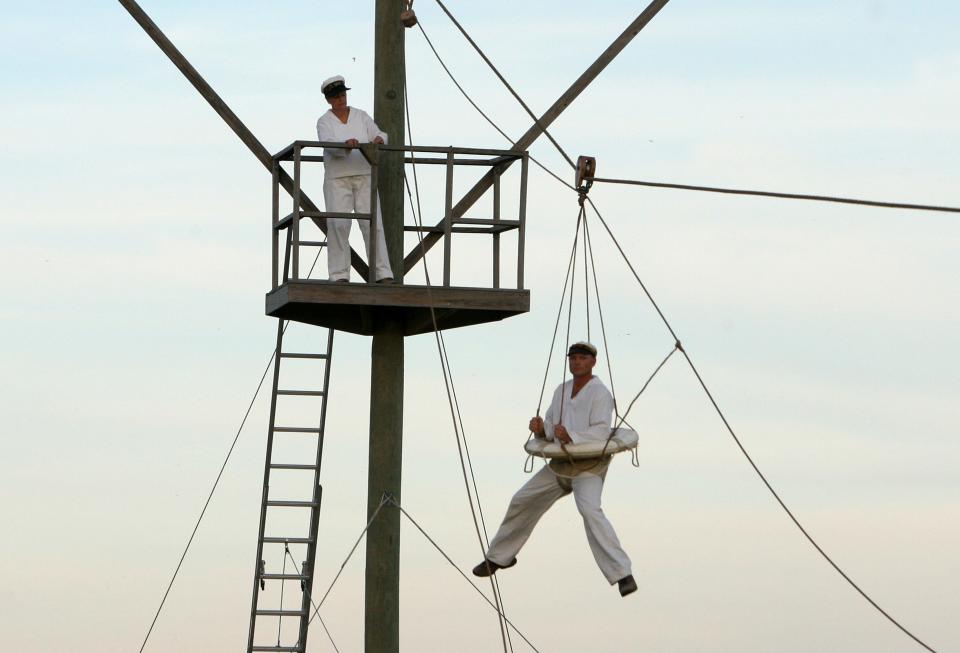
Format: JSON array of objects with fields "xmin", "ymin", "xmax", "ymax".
[
  {"xmin": 322, "ymin": 174, "xmax": 394, "ymax": 281},
  {"xmin": 485, "ymin": 465, "xmax": 632, "ymax": 584}
]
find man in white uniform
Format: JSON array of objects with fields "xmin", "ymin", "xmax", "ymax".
[
  {"xmin": 473, "ymin": 341, "xmax": 637, "ymax": 597},
  {"xmin": 316, "ymin": 75, "xmax": 394, "ymax": 283}
]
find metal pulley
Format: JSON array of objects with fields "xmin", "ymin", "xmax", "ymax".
[
  {"xmin": 575, "ymin": 155, "xmax": 596, "ymax": 193},
  {"xmin": 401, "ymin": 1, "xmax": 417, "ymax": 27}
]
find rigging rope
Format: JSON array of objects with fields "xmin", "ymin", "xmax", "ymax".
[
  {"xmin": 306, "ymin": 494, "xmax": 390, "ymax": 626},
  {"xmin": 426, "ymin": 0, "xmax": 957, "ymax": 218},
  {"xmin": 282, "ymin": 546, "xmax": 341, "ymax": 653},
  {"xmin": 402, "ymin": 75, "xmax": 514, "ymax": 653},
  {"xmin": 590, "ymin": 176, "xmax": 960, "ymax": 214},
  {"xmin": 421, "ymin": 7, "xmax": 941, "ymax": 649},
  {"xmin": 584, "ymin": 197, "xmax": 938, "ymax": 653},
  {"xmin": 432, "ymin": 0, "xmax": 576, "ymax": 170},
  {"xmin": 390, "ymin": 498, "xmax": 542, "ymax": 653},
  {"xmin": 415, "ymin": 21, "xmax": 575, "ymax": 192},
  {"xmin": 137, "ymin": 252, "xmax": 325, "ymax": 653}
]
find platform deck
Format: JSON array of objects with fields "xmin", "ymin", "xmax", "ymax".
[{"xmin": 266, "ymin": 281, "xmax": 530, "ymax": 336}]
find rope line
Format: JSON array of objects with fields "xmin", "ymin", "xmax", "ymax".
[
  {"xmin": 276, "ymin": 543, "xmax": 288, "ymax": 647},
  {"xmin": 138, "ymin": 250, "xmax": 326, "ymax": 652},
  {"xmin": 421, "ymin": 8, "xmax": 956, "ymax": 219},
  {"xmin": 533, "ymin": 207, "xmax": 584, "ymax": 417},
  {"xmin": 415, "ymin": 21, "xmax": 575, "ymax": 191},
  {"xmin": 559, "ymin": 208, "xmax": 583, "ymax": 423},
  {"xmin": 584, "ymin": 197, "xmax": 939, "ymax": 653},
  {"xmin": 590, "ymin": 176, "xmax": 960, "ymax": 214},
  {"xmin": 403, "ymin": 77, "xmax": 514, "ymax": 653},
  {"xmin": 282, "ymin": 547, "xmax": 341, "ymax": 653},
  {"xmin": 432, "ymin": 0, "xmax": 576, "ymax": 170},
  {"xmin": 391, "ymin": 498, "xmax": 542, "ymax": 653},
  {"xmin": 137, "ymin": 347, "xmax": 273, "ymax": 652},
  {"xmin": 581, "ymin": 209, "xmax": 618, "ymax": 415},
  {"xmin": 306, "ymin": 494, "xmax": 390, "ymax": 626},
  {"xmin": 613, "ymin": 345, "xmax": 678, "ymax": 433}
]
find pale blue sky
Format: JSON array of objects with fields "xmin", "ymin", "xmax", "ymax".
[{"xmin": 1, "ymin": 1, "xmax": 958, "ymax": 652}]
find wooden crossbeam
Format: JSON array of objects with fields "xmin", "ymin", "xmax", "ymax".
[{"xmin": 118, "ymin": 0, "xmax": 370, "ymax": 279}]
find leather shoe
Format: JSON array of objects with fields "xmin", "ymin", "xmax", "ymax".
[
  {"xmin": 471, "ymin": 557, "xmax": 517, "ymax": 577},
  {"xmin": 617, "ymin": 575, "xmax": 637, "ymax": 597}
]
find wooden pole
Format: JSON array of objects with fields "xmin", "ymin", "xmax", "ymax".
[{"xmin": 366, "ymin": 2, "xmax": 405, "ymax": 652}]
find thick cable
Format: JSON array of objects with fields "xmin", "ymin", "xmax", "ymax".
[
  {"xmin": 585, "ymin": 196, "xmax": 938, "ymax": 653},
  {"xmin": 403, "ymin": 80, "xmax": 513, "ymax": 653},
  {"xmin": 432, "ymin": 0, "xmax": 576, "ymax": 170},
  {"xmin": 590, "ymin": 176, "xmax": 960, "ymax": 214},
  {"xmin": 391, "ymin": 498, "xmax": 542, "ymax": 653}
]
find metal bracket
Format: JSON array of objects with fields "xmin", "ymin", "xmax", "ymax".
[
  {"xmin": 575, "ymin": 155, "xmax": 596, "ymax": 194},
  {"xmin": 401, "ymin": 1, "xmax": 417, "ymax": 27}
]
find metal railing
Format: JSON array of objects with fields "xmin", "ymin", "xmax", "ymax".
[{"xmin": 270, "ymin": 141, "xmax": 528, "ymax": 291}]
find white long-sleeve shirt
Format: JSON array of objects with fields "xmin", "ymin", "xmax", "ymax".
[
  {"xmin": 542, "ymin": 376, "xmax": 614, "ymax": 445},
  {"xmin": 315, "ymin": 107, "xmax": 388, "ymax": 179}
]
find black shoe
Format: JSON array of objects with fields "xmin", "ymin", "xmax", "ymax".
[
  {"xmin": 471, "ymin": 557, "xmax": 517, "ymax": 577},
  {"xmin": 618, "ymin": 575, "xmax": 637, "ymax": 597}
]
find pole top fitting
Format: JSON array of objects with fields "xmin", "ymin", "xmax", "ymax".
[
  {"xmin": 401, "ymin": 1, "xmax": 417, "ymax": 28},
  {"xmin": 575, "ymin": 155, "xmax": 596, "ymax": 196}
]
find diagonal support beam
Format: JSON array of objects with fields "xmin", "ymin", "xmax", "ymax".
[
  {"xmin": 118, "ymin": 0, "xmax": 370, "ymax": 278},
  {"xmin": 403, "ymin": 0, "xmax": 671, "ymax": 274}
]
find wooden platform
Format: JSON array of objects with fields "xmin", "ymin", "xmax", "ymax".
[{"xmin": 266, "ymin": 281, "xmax": 530, "ymax": 336}]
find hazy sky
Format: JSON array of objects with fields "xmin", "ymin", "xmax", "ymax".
[{"xmin": 1, "ymin": 1, "xmax": 958, "ymax": 652}]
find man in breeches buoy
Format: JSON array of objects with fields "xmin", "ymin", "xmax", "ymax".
[{"xmin": 472, "ymin": 341, "xmax": 637, "ymax": 597}]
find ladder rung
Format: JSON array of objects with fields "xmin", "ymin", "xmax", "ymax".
[
  {"xmin": 277, "ymin": 390, "xmax": 325, "ymax": 396},
  {"xmin": 272, "ymin": 427, "xmax": 321, "ymax": 433},
  {"xmin": 255, "ymin": 609, "xmax": 307, "ymax": 617},
  {"xmin": 260, "ymin": 573, "xmax": 310, "ymax": 580},
  {"xmin": 266, "ymin": 500, "xmax": 320, "ymax": 508},
  {"xmin": 269, "ymin": 463, "xmax": 319, "ymax": 471},
  {"xmin": 262, "ymin": 536, "xmax": 314, "ymax": 544},
  {"xmin": 296, "ymin": 240, "xmax": 327, "ymax": 247},
  {"xmin": 279, "ymin": 353, "xmax": 329, "ymax": 360},
  {"xmin": 251, "ymin": 647, "xmax": 302, "ymax": 652}
]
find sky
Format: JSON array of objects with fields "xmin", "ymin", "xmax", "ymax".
[{"xmin": 1, "ymin": 1, "xmax": 958, "ymax": 651}]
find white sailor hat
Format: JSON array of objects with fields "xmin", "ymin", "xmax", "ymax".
[
  {"xmin": 321, "ymin": 75, "xmax": 351, "ymax": 97},
  {"xmin": 567, "ymin": 341, "xmax": 598, "ymax": 357}
]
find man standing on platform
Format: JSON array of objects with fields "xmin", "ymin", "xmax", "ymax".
[
  {"xmin": 472, "ymin": 341, "xmax": 637, "ymax": 597},
  {"xmin": 316, "ymin": 75, "xmax": 394, "ymax": 283}
]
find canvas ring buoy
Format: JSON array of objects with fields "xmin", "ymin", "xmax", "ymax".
[{"xmin": 524, "ymin": 428, "xmax": 639, "ymax": 460}]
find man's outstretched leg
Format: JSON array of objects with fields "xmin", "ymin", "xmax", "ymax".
[
  {"xmin": 473, "ymin": 465, "xmax": 567, "ymax": 577},
  {"xmin": 571, "ymin": 472, "xmax": 635, "ymax": 596}
]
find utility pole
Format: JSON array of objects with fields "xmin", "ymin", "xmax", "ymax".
[{"xmin": 366, "ymin": 2, "xmax": 405, "ymax": 652}]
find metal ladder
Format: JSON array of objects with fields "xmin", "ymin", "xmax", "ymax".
[{"xmin": 246, "ymin": 318, "xmax": 334, "ymax": 653}]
